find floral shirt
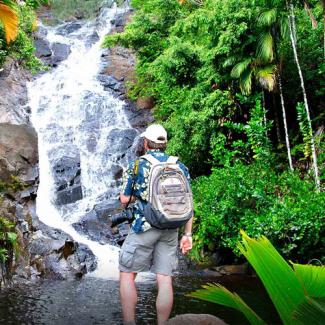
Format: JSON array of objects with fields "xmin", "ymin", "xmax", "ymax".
[{"xmin": 121, "ymin": 150, "xmax": 191, "ymax": 233}]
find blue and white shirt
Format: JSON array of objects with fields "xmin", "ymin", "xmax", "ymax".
[{"xmin": 121, "ymin": 150, "xmax": 191, "ymax": 233}]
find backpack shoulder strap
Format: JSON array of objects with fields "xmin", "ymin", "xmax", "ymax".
[
  {"xmin": 167, "ymin": 156, "xmax": 178, "ymax": 164},
  {"xmin": 141, "ymin": 154, "xmax": 160, "ymax": 166}
]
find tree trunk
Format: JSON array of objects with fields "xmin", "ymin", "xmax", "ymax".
[
  {"xmin": 287, "ymin": 0, "xmax": 320, "ymax": 190},
  {"xmin": 277, "ymin": 71, "xmax": 293, "ymax": 170}
]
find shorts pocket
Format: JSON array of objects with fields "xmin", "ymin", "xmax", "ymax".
[{"xmin": 119, "ymin": 244, "xmax": 136, "ymax": 268}]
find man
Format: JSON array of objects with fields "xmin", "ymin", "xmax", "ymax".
[{"xmin": 119, "ymin": 124, "xmax": 193, "ymax": 325}]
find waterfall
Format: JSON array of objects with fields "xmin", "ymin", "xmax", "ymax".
[{"xmin": 28, "ymin": 5, "xmax": 135, "ymax": 279}]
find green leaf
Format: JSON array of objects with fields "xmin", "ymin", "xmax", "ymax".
[
  {"xmin": 239, "ymin": 68, "xmax": 253, "ymax": 95},
  {"xmin": 238, "ymin": 230, "xmax": 306, "ymax": 325},
  {"xmin": 7, "ymin": 231, "xmax": 17, "ymax": 243},
  {"xmin": 292, "ymin": 263, "xmax": 325, "ymax": 298},
  {"xmin": 293, "ymin": 297, "xmax": 325, "ymax": 324},
  {"xmin": 231, "ymin": 58, "xmax": 252, "ymax": 78},
  {"xmin": 188, "ymin": 283, "xmax": 266, "ymax": 325},
  {"xmin": 257, "ymin": 9, "xmax": 277, "ymax": 27},
  {"xmin": 256, "ymin": 32, "xmax": 273, "ymax": 62}
]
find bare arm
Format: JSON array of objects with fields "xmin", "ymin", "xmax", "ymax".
[{"xmin": 180, "ymin": 216, "xmax": 193, "ymax": 255}]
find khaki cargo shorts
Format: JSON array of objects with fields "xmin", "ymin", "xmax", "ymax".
[{"xmin": 119, "ymin": 227, "xmax": 178, "ymax": 276}]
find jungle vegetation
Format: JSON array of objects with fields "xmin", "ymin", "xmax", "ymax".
[{"xmin": 104, "ymin": 0, "xmax": 325, "ymax": 264}]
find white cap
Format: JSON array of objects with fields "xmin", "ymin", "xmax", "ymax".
[{"xmin": 140, "ymin": 124, "xmax": 167, "ymax": 144}]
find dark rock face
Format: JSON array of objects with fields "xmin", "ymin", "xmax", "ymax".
[
  {"xmin": 0, "ymin": 58, "xmax": 32, "ymax": 125},
  {"xmin": 0, "ymin": 123, "xmax": 38, "ymax": 183},
  {"xmin": 34, "ymin": 36, "xmax": 71, "ymax": 67},
  {"xmin": 34, "ymin": 38, "xmax": 52, "ymax": 59},
  {"xmin": 56, "ymin": 22, "xmax": 82, "ymax": 35},
  {"xmin": 52, "ymin": 155, "xmax": 83, "ymax": 205},
  {"xmin": 51, "ymin": 43, "xmax": 71, "ymax": 66},
  {"xmin": 72, "ymin": 200, "xmax": 123, "ymax": 245},
  {"xmin": 26, "ymin": 206, "xmax": 97, "ymax": 280}
]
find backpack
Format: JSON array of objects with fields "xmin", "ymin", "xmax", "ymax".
[{"xmin": 141, "ymin": 154, "xmax": 193, "ymax": 229}]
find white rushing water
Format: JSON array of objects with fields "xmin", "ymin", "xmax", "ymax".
[{"xmin": 28, "ymin": 5, "xmax": 134, "ymax": 279}]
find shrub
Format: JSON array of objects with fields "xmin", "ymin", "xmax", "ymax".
[{"xmin": 192, "ymin": 162, "xmax": 325, "ymax": 263}]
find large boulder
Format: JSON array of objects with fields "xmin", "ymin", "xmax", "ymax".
[
  {"xmin": 25, "ymin": 207, "xmax": 97, "ymax": 280},
  {"xmin": 0, "ymin": 123, "xmax": 38, "ymax": 182},
  {"xmin": 167, "ymin": 314, "xmax": 227, "ymax": 325},
  {"xmin": 0, "ymin": 58, "xmax": 31, "ymax": 125},
  {"xmin": 52, "ymin": 155, "xmax": 83, "ymax": 205},
  {"xmin": 72, "ymin": 200, "xmax": 123, "ymax": 245}
]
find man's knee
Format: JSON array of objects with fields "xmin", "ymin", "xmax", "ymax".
[{"xmin": 156, "ymin": 273, "xmax": 172, "ymax": 287}]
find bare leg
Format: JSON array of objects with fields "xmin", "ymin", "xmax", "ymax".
[
  {"xmin": 156, "ymin": 273, "xmax": 173, "ymax": 325},
  {"xmin": 120, "ymin": 271, "xmax": 137, "ymax": 323}
]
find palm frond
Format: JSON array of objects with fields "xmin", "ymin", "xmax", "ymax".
[
  {"xmin": 293, "ymin": 297, "xmax": 325, "ymax": 324},
  {"xmin": 239, "ymin": 68, "xmax": 253, "ymax": 95},
  {"xmin": 223, "ymin": 56, "xmax": 237, "ymax": 68},
  {"xmin": 0, "ymin": 2, "xmax": 18, "ymax": 43},
  {"xmin": 256, "ymin": 32, "xmax": 274, "ymax": 62},
  {"xmin": 188, "ymin": 283, "xmax": 266, "ymax": 325},
  {"xmin": 255, "ymin": 65, "xmax": 276, "ymax": 91},
  {"xmin": 279, "ymin": 17, "xmax": 289, "ymax": 40},
  {"xmin": 238, "ymin": 230, "xmax": 306, "ymax": 325},
  {"xmin": 257, "ymin": 8, "xmax": 277, "ymax": 27},
  {"xmin": 230, "ymin": 58, "xmax": 252, "ymax": 78},
  {"xmin": 292, "ymin": 263, "xmax": 325, "ymax": 298}
]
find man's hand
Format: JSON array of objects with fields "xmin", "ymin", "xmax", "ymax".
[{"xmin": 180, "ymin": 235, "xmax": 193, "ymax": 255}]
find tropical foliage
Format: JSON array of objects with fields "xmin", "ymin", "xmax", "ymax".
[
  {"xmin": 0, "ymin": 0, "xmax": 46, "ymax": 71},
  {"xmin": 189, "ymin": 231, "xmax": 325, "ymax": 324},
  {"xmin": 104, "ymin": 0, "xmax": 324, "ymax": 263}
]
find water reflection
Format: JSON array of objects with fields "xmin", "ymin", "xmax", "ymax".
[{"xmin": 0, "ymin": 275, "xmax": 280, "ymax": 325}]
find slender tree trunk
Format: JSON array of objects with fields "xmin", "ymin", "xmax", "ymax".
[
  {"xmin": 262, "ymin": 90, "xmax": 268, "ymax": 137},
  {"xmin": 287, "ymin": 0, "xmax": 320, "ymax": 190},
  {"xmin": 272, "ymin": 94, "xmax": 282, "ymax": 143},
  {"xmin": 277, "ymin": 71, "xmax": 293, "ymax": 170}
]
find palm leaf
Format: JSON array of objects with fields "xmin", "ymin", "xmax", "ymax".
[
  {"xmin": 188, "ymin": 283, "xmax": 266, "ymax": 325},
  {"xmin": 292, "ymin": 263, "xmax": 325, "ymax": 298},
  {"xmin": 279, "ymin": 16, "xmax": 289, "ymax": 40},
  {"xmin": 257, "ymin": 8, "xmax": 277, "ymax": 27},
  {"xmin": 255, "ymin": 65, "xmax": 276, "ymax": 91},
  {"xmin": 230, "ymin": 58, "xmax": 252, "ymax": 78},
  {"xmin": 0, "ymin": 2, "xmax": 18, "ymax": 43},
  {"xmin": 239, "ymin": 68, "xmax": 253, "ymax": 95},
  {"xmin": 256, "ymin": 32, "xmax": 274, "ymax": 62},
  {"xmin": 238, "ymin": 230, "xmax": 307, "ymax": 325},
  {"xmin": 293, "ymin": 297, "xmax": 325, "ymax": 324}
]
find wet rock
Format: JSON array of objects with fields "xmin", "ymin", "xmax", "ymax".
[
  {"xmin": 0, "ymin": 123, "xmax": 38, "ymax": 182},
  {"xmin": 85, "ymin": 31, "xmax": 100, "ymax": 47},
  {"xmin": 34, "ymin": 37, "xmax": 52, "ymax": 59},
  {"xmin": 111, "ymin": 164, "xmax": 123, "ymax": 180},
  {"xmin": 72, "ymin": 209, "xmax": 113, "ymax": 245},
  {"xmin": 51, "ymin": 43, "xmax": 71, "ymax": 66},
  {"xmin": 52, "ymin": 155, "xmax": 83, "ymax": 205},
  {"xmin": 57, "ymin": 22, "xmax": 82, "ymax": 35},
  {"xmin": 93, "ymin": 200, "xmax": 121, "ymax": 218},
  {"xmin": 72, "ymin": 200, "xmax": 122, "ymax": 244},
  {"xmin": 167, "ymin": 314, "xmax": 227, "ymax": 325},
  {"xmin": 97, "ymin": 74, "xmax": 118, "ymax": 87},
  {"xmin": 106, "ymin": 128, "xmax": 137, "ymax": 153},
  {"xmin": 29, "ymin": 215, "xmax": 97, "ymax": 279},
  {"xmin": 0, "ymin": 58, "xmax": 31, "ymax": 125}
]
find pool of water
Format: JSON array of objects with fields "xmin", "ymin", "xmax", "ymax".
[{"xmin": 0, "ymin": 275, "xmax": 281, "ymax": 325}]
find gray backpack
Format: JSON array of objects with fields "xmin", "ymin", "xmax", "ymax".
[{"xmin": 142, "ymin": 154, "xmax": 193, "ymax": 229}]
